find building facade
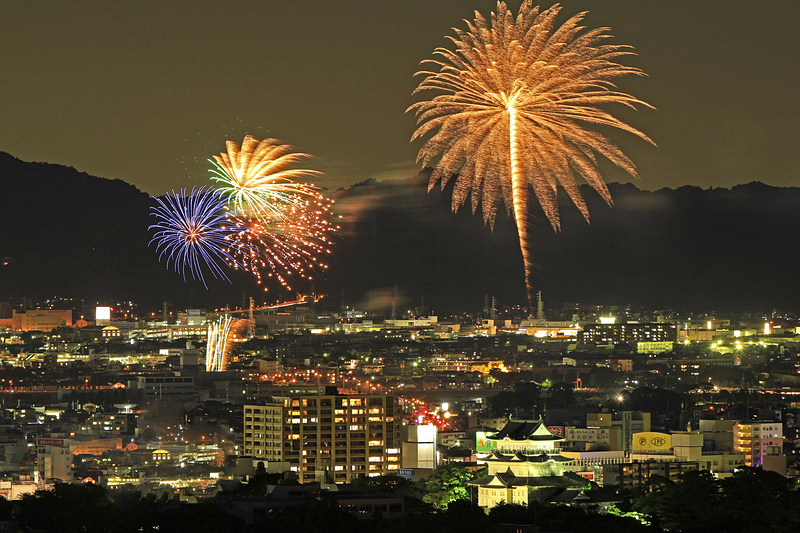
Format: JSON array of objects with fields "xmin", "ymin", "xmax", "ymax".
[
  {"xmin": 243, "ymin": 393, "xmax": 400, "ymax": 484},
  {"xmin": 579, "ymin": 323, "xmax": 677, "ymax": 345},
  {"xmin": 734, "ymin": 421, "xmax": 783, "ymax": 467}
]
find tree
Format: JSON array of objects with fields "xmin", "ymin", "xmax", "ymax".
[{"xmin": 418, "ymin": 464, "xmax": 474, "ymax": 510}]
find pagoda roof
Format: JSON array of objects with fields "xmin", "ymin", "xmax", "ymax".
[
  {"xmin": 483, "ymin": 451, "xmax": 574, "ymax": 463},
  {"xmin": 491, "ymin": 418, "xmax": 564, "ymax": 442},
  {"xmin": 469, "ymin": 472, "xmax": 584, "ymax": 489}
]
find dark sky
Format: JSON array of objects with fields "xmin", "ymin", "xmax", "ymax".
[{"xmin": 2, "ymin": 1, "xmax": 798, "ymax": 196}]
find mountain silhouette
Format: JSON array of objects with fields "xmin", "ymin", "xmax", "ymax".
[{"xmin": 1, "ymin": 151, "xmax": 798, "ymax": 314}]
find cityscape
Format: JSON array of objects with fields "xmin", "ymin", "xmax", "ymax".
[{"xmin": 2, "ymin": 1, "xmax": 800, "ymax": 532}]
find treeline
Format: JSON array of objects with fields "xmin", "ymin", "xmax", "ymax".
[
  {"xmin": 4, "ymin": 461, "xmax": 799, "ymax": 532},
  {"xmin": 629, "ymin": 467, "xmax": 800, "ymax": 533}
]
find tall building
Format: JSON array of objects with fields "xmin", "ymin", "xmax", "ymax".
[
  {"xmin": 734, "ymin": 421, "xmax": 783, "ymax": 466},
  {"xmin": 244, "ymin": 393, "xmax": 400, "ymax": 484}
]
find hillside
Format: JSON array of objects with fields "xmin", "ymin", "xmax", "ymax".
[{"xmin": 2, "ymin": 151, "xmax": 799, "ymax": 313}]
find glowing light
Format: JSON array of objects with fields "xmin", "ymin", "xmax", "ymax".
[
  {"xmin": 208, "ymin": 135, "xmax": 339, "ymax": 291},
  {"xmin": 409, "ymin": 2, "xmax": 653, "ymax": 302},
  {"xmin": 149, "ymin": 187, "xmax": 245, "ymax": 288},
  {"xmin": 206, "ymin": 316, "xmax": 247, "ymax": 372}
]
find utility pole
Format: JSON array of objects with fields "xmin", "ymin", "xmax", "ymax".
[{"xmin": 248, "ymin": 297, "xmax": 255, "ymax": 338}]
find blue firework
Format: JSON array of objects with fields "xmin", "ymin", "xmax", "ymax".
[{"xmin": 149, "ymin": 186, "xmax": 242, "ymax": 288}]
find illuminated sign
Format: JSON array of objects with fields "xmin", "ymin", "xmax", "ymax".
[
  {"xmin": 476, "ymin": 431, "xmax": 499, "ymax": 452},
  {"xmin": 398, "ymin": 469, "xmax": 415, "ymax": 480},
  {"xmin": 96, "ymin": 307, "xmax": 111, "ymax": 321},
  {"xmin": 37, "ymin": 438, "xmax": 65, "ymax": 446},
  {"xmin": 565, "ymin": 427, "xmax": 611, "ymax": 444},
  {"xmin": 548, "ymin": 426, "xmax": 565, "ymax": 437},
  {"xmin": 632, "ymin": 432, "xmax": 672, "ymax": 452}
]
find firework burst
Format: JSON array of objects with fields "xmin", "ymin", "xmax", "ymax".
[
  {"xmin": 149, "ymin": 187, "xmax": 246, "ymax": 288},
  {"xmin": 408, "ymin": 1, "xmax": 654, "ymax": 303},
  {"xmin": 209, "ymin": 135, "xmax": 321, "ymax": 222},
  {"xmin": 227, "ymin": 191, "xmax": 336, "ymax": 291}
]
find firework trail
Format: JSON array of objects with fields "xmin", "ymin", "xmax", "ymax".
[
  {"xmin": 149, "ymin": 187, "xmax": 246, "ymax": 288},
  {"xmin": 408, "ymin": 1, "xmax": 654, "ymax": 303},
  {"xmin": 206, "ymin": 315, "xmax": 247, "ymax": 371}
]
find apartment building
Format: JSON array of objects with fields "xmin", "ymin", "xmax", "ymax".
[
  {"xmin": 734, "ymin": 421, "xmax": 783, "ymax": 467},
  {"xmin": 243, "ymin": 393, "xmax": 400, "ymax": 484}
]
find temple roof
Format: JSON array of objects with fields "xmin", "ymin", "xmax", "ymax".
[
  {"xmin": 482, "ymin": 451, "xmax": 574, "ymax": 463},
  {"xmin": 469, "ymin": 472, "xmax": 584, "ymax": 489},
  {"xmin": 491, "ymin": 418, "xmax": 564, "ymax": 442}
]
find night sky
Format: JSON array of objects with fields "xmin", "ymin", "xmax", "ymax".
[{"xmin": 2, "ymin": 1, "xmax": 798, "ymax": 196}]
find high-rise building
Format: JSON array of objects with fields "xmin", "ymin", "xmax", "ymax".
[{"xmin": 244, "ymin": 393, "xmax": 401, "ymax": 484}]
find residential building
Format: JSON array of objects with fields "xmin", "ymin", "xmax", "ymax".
[
  {"xmin": 579, "ymin": 323, "xmax": 677, "ymax": 345},
  {"xmin": 243, "ymin": 393, "xmax": 400, "ymax": 484},
  {"xmin": 734, "ymin": 421, "xmax": 783, "ymax": 467}
]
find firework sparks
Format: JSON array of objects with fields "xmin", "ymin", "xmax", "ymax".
[
  {"xmin": 206, "ymin": 315, "xmax": 247, "ymax": 372},
  {"xmin": 208, "ymin": 135, "xmax": 337, "ymax": 291},
  {"xmin": 148, "ymin": 187, "xmax": 245, "ymax": 288},
  {"xmin": 408, "ymin": 1, "xmax": 654, "ymax": 303},
  {"xmin": 227, "ymin": 192, "xmax": 337, "ymax": 291},
  {"xmin": 209, "ymin": 135, "xmax": 321, "ymax": 222}
]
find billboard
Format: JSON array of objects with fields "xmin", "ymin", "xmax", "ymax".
[
  {"xmin": 632, "ymin": 432, "xmax": 671, "ymax": 452},
  {"xmin": 565, "ymin": 427, "xmax": 611, "ymax": 444},
  {"xmin": 37, "ymin": 438, "xmax": 65, "ymax": 446},
  {"xmin": 476, "ymin": 431, "xmax": 499, "ymax": 452},
  {"xmin": 96, "ymin": 307, "xmax": 111, "ymax": 321},
  {"xmin": 187, "ymin": 309, "xmax": 206, "ymax": 325},
  {"xmin": 548, "ymin": 426, "xmax": 565, "ymax": 437}
]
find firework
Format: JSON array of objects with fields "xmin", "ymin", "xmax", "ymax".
[
  {"xmin": 206, "ymin": 315, "xmax": 247, "ymax": 372},
  {"xmin": 227, "ymin": 192, "xmax": 336, "ymax": 291},
  {"xmin": 206, "ymin": 134, "xmax": 337, "ymax": 291},
  {"xmin": 408, "ymin": 1, "xmax": 654, "ymax": 302},
  {"xmin": 209, "ymin": 135, "xmax": 321, "ymax": 222},
  {"xmin": 149, "ymin": 187, "xmax": 245, "ymax": 288}
]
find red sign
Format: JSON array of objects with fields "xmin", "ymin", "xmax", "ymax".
[
  {"xmin": 548, "ymin": 426, "xmax": 565, "ymax": 437},
  {"xmin": 37, "ymin": 439, "xmax": 65, "ymax": 446}
]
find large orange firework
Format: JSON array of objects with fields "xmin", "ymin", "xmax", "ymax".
[{"xmin": 409, "ymin": 1, "xmax": 654, "ymax": 303}]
